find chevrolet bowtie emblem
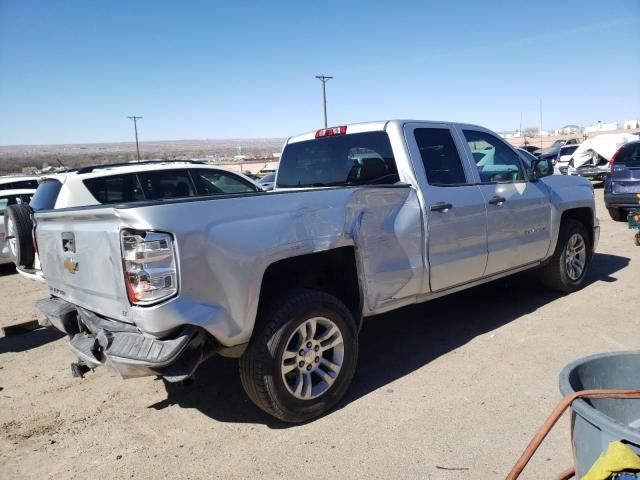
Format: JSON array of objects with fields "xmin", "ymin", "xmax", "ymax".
[{"xmin": 64, "ymin": 259, "xmax": 79, "ymax": 274}]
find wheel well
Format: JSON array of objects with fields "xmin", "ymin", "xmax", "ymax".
[
  {"xmin": 258, "ymin": 247, "xmax": 362, "ymax": 325},
  {"xmin": 561, "ymin": 207, "xmax": 594, "ymax": 247}
]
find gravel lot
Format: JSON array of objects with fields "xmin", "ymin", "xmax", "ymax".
[{"xmin": 1, "ymin": 188, "xmax": 638, "ymax": 479}]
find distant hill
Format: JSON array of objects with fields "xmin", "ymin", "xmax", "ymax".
[{"xmin": 0, "ymin": 138, "xmax": 285, "ymax": 175}]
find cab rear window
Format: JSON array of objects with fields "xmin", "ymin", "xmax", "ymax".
[{"xmin": 277, "ymin": 131, "xmax": 398, "ymax": 188}]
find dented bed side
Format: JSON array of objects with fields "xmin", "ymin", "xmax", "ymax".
[{"xmin": 34, "ymin": 185, "xmax": 425, "ymax": 347}]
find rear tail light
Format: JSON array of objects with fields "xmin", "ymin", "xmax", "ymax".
[
  {"xmin": 608, "ymin": 145, "xmax": 623, "ymax": 172},
  {"xmin": 315, "ymin": 125, "xmax": 347, "ymax": 138},
  {"xmin": 121, "ymin": 230, "xmax": 178, "ymax": 305}
]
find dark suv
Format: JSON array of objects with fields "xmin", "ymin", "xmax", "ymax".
[{"xmin": 604, "ymin": 140, "xmax": 640, "ymax": 221}]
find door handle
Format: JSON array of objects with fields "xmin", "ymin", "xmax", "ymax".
[
  {"xmin": 488, "ymin": 196, "xmax": 506, "ymax": 206},
  {"xmin": 430, "ymin": 202, "xmax": 453, "ymax": 212}
]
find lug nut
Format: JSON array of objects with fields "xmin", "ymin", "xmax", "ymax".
[
  {"xmin": 315, "ymin": 357, "xmax": 320, "ymax": 363},
  {"xmin": 314, "ymin": 345, "xmax": 320, "ymax": 352},
  {"xmin": 299, "ymin": 349, "xmax": 304, "ymax": 356},
  {"xmin": 306, "ymin": 364, "xmax": 312, "ymax": 371},
  {"xmin": 299, "ymin": 361, "xmax": 304, "ymax": 368},
  {"xmin": 306, "ymin": 342, "xmax": 312, "ymax": 348}
]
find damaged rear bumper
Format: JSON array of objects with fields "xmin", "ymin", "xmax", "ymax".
[{"xmin": 36, "ymin": 298, "xmax": 219, "ymax": 382}]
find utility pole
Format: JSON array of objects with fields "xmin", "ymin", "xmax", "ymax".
[
  {"xmin": 315, "ymin": 75, "xmax": 333, "ymax": 128},
  {"xmin": 127, "ymin": 115, "xmax": 143, "ymax": 162},
  {"xmin": 539, "ymin": 98, "xmax": 543, "ymax": 149},
  {"xmin": 520, "ymin": 112, "xmax": 523, "ymax": 145}
]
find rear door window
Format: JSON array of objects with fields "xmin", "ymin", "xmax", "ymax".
[
  {"xmin": 84, "ymin": 174, "xmax": 143, "ymax": 204},
  {"xmin": 192, "ymin": 169, "xmax": 258, "ymax": 194},
  {"xmin": 137, "ymin": 169, "xmax": 196, "ymax": 200},
  {"xmin": 31, "ymin": 179, "xmax": 63, "ymax": 211},
  {"xmin": 414, "ymin": 128, "xmax": 467, "ymax": 185},
  {"xmin": 277, "ymin": 131, "xmax": 398, "ymax": 188}
]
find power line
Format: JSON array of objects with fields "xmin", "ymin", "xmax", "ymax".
[
  {"xmin": 127, "ymin": 115, "xmax": 143, "ymax": 162},
  {"xmin": 315, "ymin": 75, "xmax": 333, "ymax": 128}
]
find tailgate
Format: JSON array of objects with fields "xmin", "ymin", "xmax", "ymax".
[
  {"xmin": 35, "ymin": 207, "xmax": 131, "ymax": 322},
  {"xmin": 612, "ymin": 167, "xmax": 640, "ymax": 194}
]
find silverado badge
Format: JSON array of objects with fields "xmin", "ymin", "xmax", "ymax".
[{"xmin": 64, "ymin": 258, "xmax": 79, "ymax": 274}]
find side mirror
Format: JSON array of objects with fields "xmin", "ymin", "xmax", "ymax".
[{"xmin": 530, "ymin": 157, "xmax": 554, "ymax": 180}]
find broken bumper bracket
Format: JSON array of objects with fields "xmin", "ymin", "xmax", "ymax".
[{"xmin": 37, "ymin": 298, "xmax": 217, "ymax": 382}]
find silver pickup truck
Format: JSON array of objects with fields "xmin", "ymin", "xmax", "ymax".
[{"xmin": 35, "ymin": 120, "xmax": 599, "ymax": 423}]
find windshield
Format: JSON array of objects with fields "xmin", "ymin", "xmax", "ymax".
[
  {"xmin": 277, "ymin": 131, "xmax": 398, "ymax": 188},
  {"xmin": 560, "ymin": 145, "xmax": 579, "ymax": 156}
]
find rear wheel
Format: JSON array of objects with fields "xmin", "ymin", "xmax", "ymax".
[
  {"xmin": 607, "ymin": 207, "xmax": 626, "ymax": 222},
  {"xmin": 3, "ymin": 204, "xmax": 35, "ymax": 268},
  {"xmin": 239, "ymin": 289, "xmax": 358, "ymax": 423},
  {"xmin": 539, "ymin": 219, "xmax": 591, "ymax": 293}
]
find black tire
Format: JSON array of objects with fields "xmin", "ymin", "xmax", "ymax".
[
  {"xmin": 607, "ymin": 207, "xmax": 626, "ymax": 222},
  {"xmin": 539, "ymin": 219, "xmax": 591, "ymax": 293},
  {"xmin": 3, "ymin": 204, "xmax": 35, "ymax": 268},
  {"xmin": 239, "ymin": 289, "xmax": 358, "ymax": 423}
]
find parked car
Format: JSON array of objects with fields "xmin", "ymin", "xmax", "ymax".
[
  {"xmin": 567, "ymin": 133, "xmax": 638, "ymax": 182},
  {"xmin": 604, "ymin": 140, "xmax": 640, "ymax": 221},
  {"xmin": 555, "ymin": 144, "xmax": 580, "ymax": 174},
  {"xmin": 34, "ymin": 120, "xmax": 598, "ymax": 423},
  {"xmin": 257, "ymin": 172, "xmax": 276, "ymax": 191},
  {"xmin": 0, "ymin": 189, "xmax": 35, "ymax": 265},
  {"xmin": 0, "ymin": 174, "xmax": 39, "ymax": 190},
  {"xmin": 4, "ymin": 161, "xmax": 260, "ymax": 281},
  {"xmin": 533, "ymin": 138, "xmax": 580, "ymax": 157}
]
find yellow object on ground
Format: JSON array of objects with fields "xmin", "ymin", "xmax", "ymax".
[{"xmin": 582, "ymin": 441, "xmax": 640, "ymax": 480}]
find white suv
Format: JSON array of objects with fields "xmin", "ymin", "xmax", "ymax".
[
  {"xmin": 555, "ymin": 144, "xmax": 580, "ymax": 175},
  {"xmin": 5, "ymin": 161, "xmax": 260, "ymax": 281}
]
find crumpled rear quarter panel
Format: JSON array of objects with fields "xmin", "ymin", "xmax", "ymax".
[{"xmin": 37, "ymin": 186, "xmax": 424, "ymax": 346}]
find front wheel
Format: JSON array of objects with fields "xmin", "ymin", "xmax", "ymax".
[
  {"xmin": 539, "ymin": 219, "xmax": 591, "ymax": 293},
  {"xmin": 239, "ymin": 289, "xmax": 358, "ymax": 423}
]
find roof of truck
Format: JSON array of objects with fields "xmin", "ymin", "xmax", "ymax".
[{"xmin": 286, "ymin": 119, "xmax": 486, "ymax": 144}]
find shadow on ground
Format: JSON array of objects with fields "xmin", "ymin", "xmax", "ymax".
[
  {"xmin": 0, "ymin": 328, "xmax": 65, "ymax": 354},
  {"xmin": 0, "ymin": 263, "xmax": 17, "ymax": 277},
  {"xmin": 152, "ymin": 252, "xmax": 629, "ymax": 427}
]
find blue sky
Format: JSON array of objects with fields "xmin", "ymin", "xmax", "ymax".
[{"xmin": 0, "ymin": 0, "xmax": 639, "ymax": 145}]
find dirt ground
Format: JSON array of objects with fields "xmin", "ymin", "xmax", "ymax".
[{"xmin": 0, "ymin": 188, "xmax": 638, "ymax": 479}]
